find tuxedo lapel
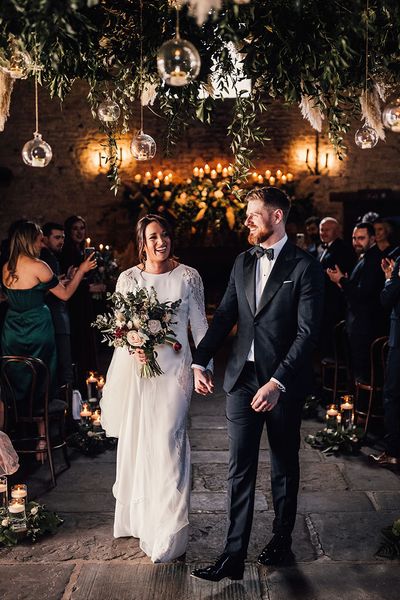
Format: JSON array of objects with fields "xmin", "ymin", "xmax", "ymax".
[
  {"xmin": 256, "ymin": 242, "xmax": 299, "ymax": 316},
  {"xmin": 243, "ymin": 250, "xmax": 257, "ymax": 314}
]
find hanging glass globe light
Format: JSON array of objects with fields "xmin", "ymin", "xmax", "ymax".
[
  {"xmin": 130, "ymin": 130, "xmax": 156, "ymax": 161},
  {"xmin": 382, "ymin": 97, "xmax": 400, "ymax": 132},
  {"xmin": 21, "ymin": 132, "xmax": 52, "ymax": 167},
  {"xmin": 97, "ymin": 98, "xmax": 121, "ymax": 124},
  {"xmin": 0, "ymin": 36, "xmax": 31, "ymax": 79},
  {"xmin": 157, "ymin": 37, "xmax": 201, "ymax": 86},
  {"xmin": 354, "ymin": 124, "xmax": 378, "ymax": 149}
]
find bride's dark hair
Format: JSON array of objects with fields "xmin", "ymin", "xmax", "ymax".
[{"xmin": 136, "ymin": 214, "xmax": 175, "ymax": 265}]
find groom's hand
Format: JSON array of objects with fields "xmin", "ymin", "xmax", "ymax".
[
  {"xmin": 251, "ymin": 381, "xmax": 280, "ymax": 412},
  {"xmin": 194, "ymin": 368, "xmax": 214, "ymax": 395}
]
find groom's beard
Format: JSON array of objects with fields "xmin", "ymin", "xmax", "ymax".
[{"xmin": 248, "ymin": 227, "xmax": 273, "ymax": 246}]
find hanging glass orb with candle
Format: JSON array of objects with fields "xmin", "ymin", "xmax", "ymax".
[
  {"xmin": 157, "ymin": 5, "xmax": 201, "ymax": 86},
  {"xmin": 382, "ymin": 97, "xmax": 400, "ymax": 132},
  {"xmin": 354, "ymin": 124, "xmax": 378, "ymax": 149},
  {"xmin": 97, "ymin": 98, "xmax": 121, "ymax": 124},
  {"xmin": 22, "ymin": 132, "xmax": 52, "ymax": 167},
  {"xmin": 0, "ymin": 35, "xmax": 31, "ymax": 79},
  {"xmin": 130, "ymin": 130, "xmax": 156, "ymax": 161}
]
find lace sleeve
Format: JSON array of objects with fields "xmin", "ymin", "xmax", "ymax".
[
  {"xmin": 115, "ymin": 268, "xmax": 136, "ymax": 295},
  {"xmin": 183, "ymin": 267, "xmax": 213, "ymax": 371}
]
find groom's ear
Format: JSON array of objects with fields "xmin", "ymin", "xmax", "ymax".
[{"xmin": 274, "ymin": 208, "xmax": 284, "ymax": 224}]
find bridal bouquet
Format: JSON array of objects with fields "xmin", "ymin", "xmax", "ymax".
[{"xmin": 92, "ymin": 282, "xmax": 182, "ymax": 378}]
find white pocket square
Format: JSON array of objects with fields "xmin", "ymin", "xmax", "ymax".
[{"xmin": 283, "ymin": 280, "xmax": 293, "ymax": 284}]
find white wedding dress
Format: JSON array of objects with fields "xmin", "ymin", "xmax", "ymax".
[{"xmin": 101, "ymin": 264, "xmax": 209, "ymax": 562}]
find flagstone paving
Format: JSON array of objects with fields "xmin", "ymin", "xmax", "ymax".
[{"xmin": 1, "ymin": 371, "xmax": 400, "ymax": 599}]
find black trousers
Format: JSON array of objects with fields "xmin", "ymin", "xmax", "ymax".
[
  {"xmin": 383, "ymin": 346, "xmax": 400, "ymax": 458},
  {"xmin": 223, "ymin": 362, "xmax": 303, "ymax": 559}
]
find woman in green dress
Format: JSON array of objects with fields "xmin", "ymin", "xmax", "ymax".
[{"xmin": 1, "ymin": 221, "xmax": 96, "ymax": 453}]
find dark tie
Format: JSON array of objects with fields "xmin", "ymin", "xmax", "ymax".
[
  {"xmin": 321, "ymin": 243, "xmax": 329, "ymax": 250},
  {"xmin": 254, "ymin": 246, "xmax": 274, "ymax": 260}
]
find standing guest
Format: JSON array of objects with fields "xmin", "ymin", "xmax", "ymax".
[
  {"xmin": 1, "ymin": 221, "xmax": 95, "ymax": 455},
  {"xmin": 373, "ymin": 218, "xmax": 395, "ymax": 257},
  {"xmin": 327, "ymin": 222, "xmax": 386, "ymax": 383},
  {"xmin": 41, "ymin": 222, "xmax": 73, "ymax": 388},
  {"xmin": 304, "ymin": 216, "xmax": 321, "ymax": 258},
  {"xmin": 371, "ymin": 256, "xmax": 400, "ymax": 466},
  {"xmin": 318, "ymin": 217, "xmax": 356, "ymax": 356},
  {"xmin": 59, "ymin": 216, "xmax": 104, "ymax": 393},
  {"xmin": 101, "ymin": 215, "xmax": 210, "ymax": 562},
  {"xmin": 191, "ymin": 187, "xmax": 324, "ymax": 581}
]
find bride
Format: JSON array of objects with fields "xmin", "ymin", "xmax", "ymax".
[{"xmin": 101, "ymin": 214, "xmax": 210, "ymax": 563}]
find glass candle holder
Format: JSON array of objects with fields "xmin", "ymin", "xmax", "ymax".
[
  {"xmin": 86, "ymin": 372, "xmax": 98, "ymax": 402},
  {"xmin": 0, "ymin": 476, "xmax": 8, "ymax": 509},
  {"xmin": 80, "ymin": 403, "xmax": 92, "ymax": 425},
  {"xmin": 11, "ymin": 484, "xmax": 27, "ymax": 500},
  {"xmin": 340, "ymin": 395, "xmax": 354, "ymax": 431},
  {"xmin": 8, "ymin": 498, "xmax": 27, "ymax": 532},
  {"xmin": 325, "ymin": 404, "xmax": 339, "ymax": 430}
]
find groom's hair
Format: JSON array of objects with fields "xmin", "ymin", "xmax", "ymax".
[{"xmin": 245, "ymin": 186, "xmax": 291, "ymax": 223}]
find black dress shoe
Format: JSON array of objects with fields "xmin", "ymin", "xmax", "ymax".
[
  {"xmin": 257, "ymin": 534, "xmax": 294, "ymax": 566},
  {"xmin": 190, "ymin": 554, "xmax": 245, "ymax": 582}
]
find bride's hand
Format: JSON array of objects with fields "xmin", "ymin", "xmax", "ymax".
[{"xmin": 134, "ymin": 348, "xmax": 147, "ymax": 364}]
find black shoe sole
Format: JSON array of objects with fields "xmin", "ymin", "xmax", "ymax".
[{"xmin": 190, "ymin": 571, "xmax": 244, "ymax": 582}]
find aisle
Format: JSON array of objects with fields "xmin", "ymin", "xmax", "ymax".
[{"xmin": 0, "ymin": 363, "xmax": 400, "ymax": 599}]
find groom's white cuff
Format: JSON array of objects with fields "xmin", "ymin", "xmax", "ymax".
[{"xmin": 270, "ymin": 377, "xmax": 286, "ymax": 392}]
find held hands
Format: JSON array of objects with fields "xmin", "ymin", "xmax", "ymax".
[
  {"xmin": 251, "ymin": 380, "xmax": 280, "ymax": 413},
  {"xmin": 326, "ymin": 264, "xmax": 346, "ymax": 286},
  {"xmin": 194, "ymin": 368, "xmax": 214, "ymax": 395}
]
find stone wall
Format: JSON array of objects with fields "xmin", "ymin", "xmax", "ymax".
[{"xmin": 0, "ymin": 79, "xmax": 400, "ymax": 248}]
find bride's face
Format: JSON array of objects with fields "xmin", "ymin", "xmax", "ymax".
[{"xmin": 144, "ymin": 222, "xmax": 171, "ymax": 263}]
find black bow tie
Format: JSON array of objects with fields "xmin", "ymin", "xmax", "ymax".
[
  {"xmin": 321, "ymin": 243, "xmax": 329, "ymax": 250},
  {"xmin": 254, "ymin": 246, "xmax": 274, "ymax": 260}
]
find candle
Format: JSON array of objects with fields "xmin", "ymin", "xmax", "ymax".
[
  {"xmin": 257, "ymin": 175, "xmax": 264, "ymax": 184},
  {"xmin": 193, "ymin": 167, "xmax": 199, "ymax": 177},
  {"xmin": 0, "ymin": 476, "xmax": 7, "ymax": 509},
  {"xmin": 204, "ymin": 163, "xmax": 210, "ymax": 174},
  {"xmin": 134, "ymin": 173, "xmax": 141, "ymax": 182},
  {"xmin": 281, "ymin": 175, "xmax": 287, "ymax": 184},
  {"xmin": 326, "ymin": 406, "xmax": 338, "ymax": 417},
  {"xmin": 8, "ymin": 500, "xmax": 25, "ymax": 514},
  {"xmin": 154, "ymin": 178, "xmax": 160, "ymax": 188},
  {"xmin": 85, "ymin": 237, "xmax": 91, "ymax": 248},
  {"xmin": 80, "ymin": 403, "xmax": 92, "ymax": 418},
  {"xmin": 169, "ymin": 67, "xmax": 188, "ymax": 86},
  {"xmin": 227, "ymin": 165, "xmax": 234, "ymax": 175},
  {"xmin": 252, "ymin": 172, "xmax": 258, "ymax": 181},
  {"xmin": 210, "ymin": 169, "xmax": 217, "ymax": 179},
  {"xmin": 276, "ymin": 169, "xmax": 282, "ymax": 179},
  {"xmin": 11, "ymin": 484, "xmax": 27, "ymax": 499},
  {"xmin": 145, "ymin": 171, "xmax": 151, "ymax": 179},
  {"xmin": 287, "ymin": 172, "xmax": 293, "ymax": 182},
  {"xmin": 326, "ymin": 405, "xmax": 338, "ymax": 430},
  {"xmin": 32, "ymin": 156, "xmax": 46, "ymax": 167},
  {"xmin": 105, "ymin": 245, "xmax": 110, "ymax": 251},
  {"xmin": 99, "ymin": 244, "xmax": 104, "ymax": 251},
  {"xmin": 91, "ymin": 409, "xmax": 101, "ymax": 421},
  {"xmin": 157, "ymin": 170, "xmax": 163, "ymax": 179},
  {"xmin": 265, "ymin": 169, "xmax": 271, "ymax": 178},
  {"xmin": 222, "ymin": 167, "xmax": 228, "ymax": 178},
  {"xmin": 269, "ymin": 176, "xmax": 276, "ymax": 185},
  {"xmin": 86, "ymin": 372, "xmax": 98, "ymax": 401},
  {"xmin": 216, "ymin": 163, "xmax": 222, "ymax": 173},
  {"xmin": 8, "ymin": 498, "xmax": 27, "ymax": 532},
  {"xmin": 340, "ymin": 395, "xmax": 354, "ymax": 430},
  {"xmin": 198, "ymin": 168, "xmax": 204, "ymax": 179},
  {"xmin": 96, "ymin": 376, "xmax": 105, "ymax": 390}
]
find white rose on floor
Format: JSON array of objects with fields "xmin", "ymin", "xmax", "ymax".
[
  {"xmin": 127, "ymin": 330, "xmax": 145, "ymax": 347},
  {"xmin": 1, "ymin": 518, "xmax": 9, "ymax": 527},
  {"xmin": 30, "ymin": 506, "xmax": 39, "ymax": 516},
  {"xmin": 148, "ymin": 320, "xmax": 162, "ymax": 334}
]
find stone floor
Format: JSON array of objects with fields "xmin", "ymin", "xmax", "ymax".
[{"xmin": 1, "ymin": 364, "xmax": 400, "ymax": 599}]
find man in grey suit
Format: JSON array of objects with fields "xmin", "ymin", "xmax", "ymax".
[{"xmin": 191, "ymin": 187, "xmax": 324, "ymax": 582}]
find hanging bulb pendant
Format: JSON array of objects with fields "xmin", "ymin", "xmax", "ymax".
[
  {"xmin": 130, "ymin": 130, "xmax": 156, "ymax": 161},
  {"xmin": 157, "ymin": 37, "xmax": 201, "ymax": 86},
  {"xmin": 382, "ymin": 97, "xmax": 400, "ymax": 132},
  {"xmin": 22, "ymin": 131, "xmax": 52, "ymax": 167},
  {"xmin": 97, "ymin": 98, "xmax": 121, "ymax": 124},
  {"xmin": 0, "ymin": 36, "xmax": 31, "ymax": 79},
  {"xmin": 354, "ymin": 124, "xmax": 378, "ymax": 149}
]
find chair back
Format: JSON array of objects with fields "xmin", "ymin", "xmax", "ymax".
[
  {"xmin": 0, "ymin": 356, "xmax": 50, "ymax": 430},
  {"xmin": 370, "ymin": 337, "xmax": 389, "ymax": 389}
]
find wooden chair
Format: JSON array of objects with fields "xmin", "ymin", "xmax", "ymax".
[
  {"xmin": 321, "ymin": 320, "xmax": 352, "ymax": 403},
  {"xmin": 354, "ymin": 337, "xmax": 389, "ymax": 434},
  {"xmin": 0, "ymin": 355, "xmax": 70, "ymax": 488}
]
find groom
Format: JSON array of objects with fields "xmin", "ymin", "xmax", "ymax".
[{"xmin": 191, "ymin": 186, "xmax": 324, "ymax": 581}]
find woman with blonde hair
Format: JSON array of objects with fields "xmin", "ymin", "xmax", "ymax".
[{"xmin": 1, "ymin": 221, "xmax": 96, "ymax": 454}]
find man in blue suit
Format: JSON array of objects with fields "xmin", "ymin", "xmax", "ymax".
[{"xmin": 191, "ymin": 187, "xmax": 324, "ymax": 581}]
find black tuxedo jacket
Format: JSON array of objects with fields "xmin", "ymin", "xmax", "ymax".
[
  {"xmin": 319, "ymin": 237, "xmax": 356, "ymax": 324},
  {"xmin": 340, "ymin": 245, "xmax": 386, "ymax": 338},
  {"xmin": 381, "ymin": 257, "xmax": 400, "ymax": 348},
  {"xmin": 193, "ymin": 241, "xmax": 324, "ymax": 395},
  {"xmin": 319, "ymin": 237, "xmax": 356, "ymax": 274}
]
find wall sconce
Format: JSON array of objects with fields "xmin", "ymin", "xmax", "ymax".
[
  {"xmin": 305, "ymin": 132, "xmax": 329, "ymax": 176},
  {"xmin": 98, "ymin": 147, "xmax": 123, "ymax": 169}
]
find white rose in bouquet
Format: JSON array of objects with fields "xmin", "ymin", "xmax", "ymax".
[
  {"xmin": 127, "ymin": 331, "xmax": 146, "ymax": 347},
  {"xmin": 148, "ymin": 320, "xmax": 162, "ymax": 334},
  {"xmin": 132, "ymin": 317, "xmax": 142, "ymax": 329},
  {"xmin": 115, "ymin": 310, "xmax": 126, "ymax": 327}
]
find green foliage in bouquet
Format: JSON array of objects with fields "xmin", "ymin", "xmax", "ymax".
[
  {"xmin": 0, "ymin": 502, "xmax": 63, "ymax": 547},
  {"xmin": 376, "ymin": 518, "xmax": 400, "ymax": 560},
  {"xmin": 305, "ymin": 426, "xmax": 365, "ymax": 455}
]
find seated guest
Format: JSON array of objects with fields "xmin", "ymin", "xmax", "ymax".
[
  {"xmin": 373, "ymin": 218, "xmax": 395, "ymax": 257},
  {"xmin": 327, "ymin": 222, "xmax": 386, "ymax": 382},
  {"xmin": 372, "ymin": 256, "xmax": 400, "ymax": 465},
  {"xmin": 304, "ymin": 216, "xmax": 321, "ymax": 257},
  {"xmin": 318, "ymin": 217, "xmax": 356, "ymax": 356},
  {"xmin": 1, "ymin": 221, "xmax": 96, "ymax": 457},
  {"xmin": 41, "ymin": 222, "xmax": 73, "ymax": 388}
]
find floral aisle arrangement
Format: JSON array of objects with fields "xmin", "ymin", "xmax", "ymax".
[
  {"xmin": 0, "ymin": 502, "xmax": 63, "ymax": 547},
  {"xmin": 92, "ymin": 283, "xmax": 182, "ymax": 378},
  {"xmin": 376, "ymin": 518, "xmax": 400, "ymax": 560},
  {"xmin": 305, "ymin": 426, "xmax": 364, "ymax": 456}
]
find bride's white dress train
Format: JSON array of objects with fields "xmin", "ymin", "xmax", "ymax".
[{"xmin": 101, "ymin": 264, "xmax": 209, "ymax": 562}]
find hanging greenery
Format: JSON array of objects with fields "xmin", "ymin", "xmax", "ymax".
[{"xmin": 1, "ymin": 0, "xmax": 400, "ymax": 189}]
